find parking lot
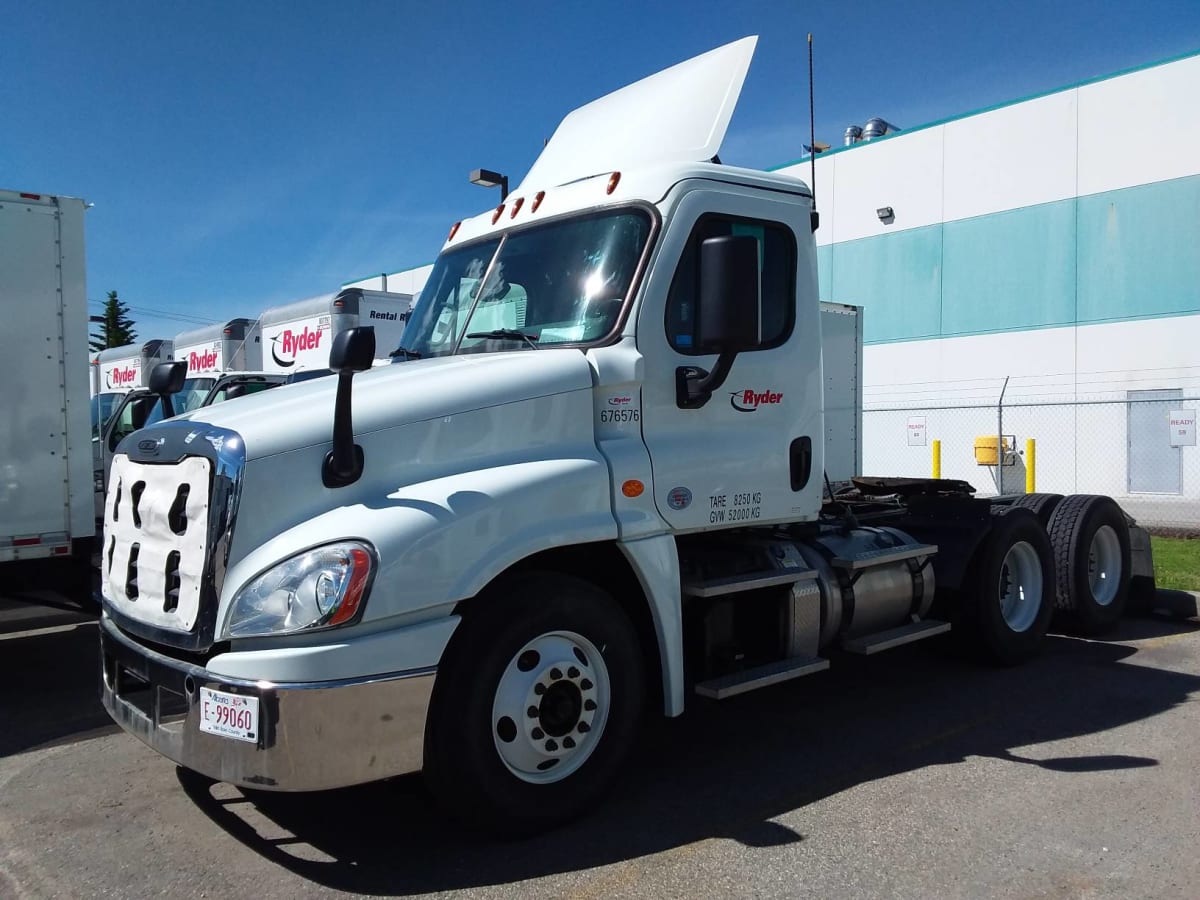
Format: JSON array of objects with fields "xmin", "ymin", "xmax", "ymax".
[{"xmin": 3, "ymin": 574, "xmax": 1200, "ymax": 899}]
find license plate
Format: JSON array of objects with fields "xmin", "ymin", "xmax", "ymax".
[{"xmin": 198, "ymin": 687, "xmax": 260, "ymax": 744}]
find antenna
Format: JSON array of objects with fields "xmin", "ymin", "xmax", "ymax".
[{"xmin": 808, "ymin": 33, "xmax": 819, "ymax": 233}]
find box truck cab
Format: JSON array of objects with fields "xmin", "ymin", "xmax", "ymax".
[{"xmin": 98, "ymin": 39, "xmax": 1152, "ymax": 834}]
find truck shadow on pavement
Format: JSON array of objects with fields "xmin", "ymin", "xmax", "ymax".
[
  {"xmin": 178, "ymin": 614, "xmax": 1200, "ymax": 896},
  {"xmin": 0, "ymin": 573, "xmax": 113, "ymax": 757}
]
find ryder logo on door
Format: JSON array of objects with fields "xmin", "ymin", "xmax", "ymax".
[{"xmin": 730, "ymin": 389, "xmax": 783, "ymax": 412}]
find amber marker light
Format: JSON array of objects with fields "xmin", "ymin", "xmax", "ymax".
[
  {"xmin": 491, "ymin": 204, "xmax": 505, "ymax": 224},
  {"xmin": 606, "ymin": 172, "xmax": 621, "ymax": 194},
  {"xmin": 510, "ymin": 197, "xmax": 524, "ymax": 218},
  {"xmin": 621, "ymin": 480, "xmax": 644, "ymax": 498},
  {"xmin": 531, "ymin": 190, "xmax": 546, "ymax": 212},
  {"xmin": 447, "ymin": 221, "xmax": 462, "ymax": 241}
]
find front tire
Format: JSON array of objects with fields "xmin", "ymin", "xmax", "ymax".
[{"xmin": 424, "ymin": 571, "xmax": 644, "ymax": 835}]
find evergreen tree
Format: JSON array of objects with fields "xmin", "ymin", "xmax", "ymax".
[{"xmin": 89, "ymin": 290, "xmax": 138, "ymax": 350}]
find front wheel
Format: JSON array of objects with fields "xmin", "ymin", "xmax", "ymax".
[{"xmin": 423, "ymin": 571, "xmax": 645, "ymax": 835}]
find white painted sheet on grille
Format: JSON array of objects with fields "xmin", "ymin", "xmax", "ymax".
[{"xmin": 102, "ymin": 455, "xmax": 211, "ymax": 632}]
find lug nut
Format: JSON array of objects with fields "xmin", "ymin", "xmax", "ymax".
[
  {"xmin": 577, "ymin": 721, "xmax": 590, "ymax": 733},
  {"xmin": 584, "ymin": 699, "xmax": 597, "ymax": 711},
  {"xmin": 545, "ymin": 739, "xmax": 558, "ymax": 752},
  {"xmin": 531, "ymin": 727, "xmax": 544, "ymax": 740},
  {"xmin": 580, "ymin": 678, "xmax": 593, "ymax": 691},
  {"xmin": 527, "ymin": 706, "xmax": 539, "ymax": 718},
  {"xmin": 563, "ymin": 736, "xmax": 576, "ymax": 749},
  {"xmin": 568, "ymin": 666, "xmax": 580, "ymax": 679},
  {"xmin": 550, "ymin": 668, "xmax": 563, "ymax": 680},
  {"xmin": 534, "ymin": 683, "xmax": 546, "ymax": 695}
]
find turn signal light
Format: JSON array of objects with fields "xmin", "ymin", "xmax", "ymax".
[{"xmin": 621, "ymin": 480, "xmax": 644, "ymax": 498}]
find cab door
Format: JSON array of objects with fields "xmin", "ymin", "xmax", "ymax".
[{"xmin": 637, "ymin": 184, "xmax": 824, "ymax": 531}]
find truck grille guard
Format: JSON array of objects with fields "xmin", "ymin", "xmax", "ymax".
[{"xmin": 101, "ymin": 421, "xmax": 245, "ymax": 654}]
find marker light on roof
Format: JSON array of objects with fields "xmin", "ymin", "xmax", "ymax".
[
  {"xmin": 491, "ymin": 204, "xmax": 505, "ymax": 224},
  {"xmin": 510, "ymin": 197, "xmax": 524, "ymax": 218},
  {"xmin": 531, "ymin": 191, "xmax": 546, "ymax": 213},
  {"xmin": 448, "ymin": 221, "xmax": 462, "ymax": 241},
  {"xmin": 606, "ymin": 172, "xmax": 621, "ymax": 195}
]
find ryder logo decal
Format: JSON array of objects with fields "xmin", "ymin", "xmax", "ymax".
[
  {"xmin": 730, "ymin": 389, "xmax": 783, "ymax": 412},
  {"xmin": 269, "ymin": 326, "xmax": 324, "ymax": 368},
  {"xmin": 105, "ymin": 366, "xmax": 139, "ymax": 389},
  {"xmin": 188, "ymin": 348, "xmax": 220, "ymax": 373}
]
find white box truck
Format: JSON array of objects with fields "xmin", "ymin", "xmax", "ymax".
[
  {"xmin": 97, "ymin": 39, "xmax": 1156, "ymax": 834},
  {"xmin": 258, "ymin": 288, "xmax": 412, "ymax": 375},
  {"xmin": 0, "ymin": 189, "xmax": 93, "ymax": 564},
  {"xmin": 90, "ymin": 339, "xmax": 174, "ymax": 436}
]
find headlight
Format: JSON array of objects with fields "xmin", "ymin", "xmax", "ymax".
[{"xmin": 222, "ymin": 542, "xmax": 374, "ymax": 639}]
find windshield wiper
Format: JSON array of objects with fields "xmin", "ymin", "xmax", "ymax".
[
  {"xmin": 465, "ymin": 329, "xmax": 541, "ymax": 350},
  {"xmin": 389, "ymin": 346, "xmax": 422, "ymax": 359}
]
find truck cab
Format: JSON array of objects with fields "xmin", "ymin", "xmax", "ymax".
[{"xmin": 97, "ymin": 37, "xmax": 1141, "ymax": 833}]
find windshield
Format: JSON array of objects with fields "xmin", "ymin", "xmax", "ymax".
[
  {"xmin": 402, "ymin": 208, "xmax": 652, "ymax": 357},
  {"xmin": 177, "ymin": 377, "xmax": 216, "ymax": 414}
]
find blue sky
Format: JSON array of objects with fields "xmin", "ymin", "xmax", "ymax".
[{"xmin": 3, "ymin": 0, "xmax": 1199, "ymax": 341}]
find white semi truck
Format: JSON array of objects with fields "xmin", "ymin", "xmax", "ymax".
[
  {"xmin": 258, "ymin": 288, "xmax": 413, "ymax": 375},
  {"xmin": 0, "ymin": 189, "xmax": 94, "ymax": 565},
  {"xmin": 97, "ymin": 38, "xmax": 1154, "ymax": 833}
]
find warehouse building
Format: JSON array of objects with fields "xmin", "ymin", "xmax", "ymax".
[{"xmin": 348, "ymin": 49, "xmax": 1200, "ymax": 527}]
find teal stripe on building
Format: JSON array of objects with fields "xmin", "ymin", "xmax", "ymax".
[{"xmin": 820, "ymin": 174, "xmax": 1200, "ymax": 344}]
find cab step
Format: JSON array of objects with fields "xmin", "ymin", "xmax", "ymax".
[
  {"xmin": 830, "ymin": 543, "xmax": 937, "ymax": 570},
  {"xmin": 683, "ymin": 566, "xmax": 816, "ymax": 599},
  {"xmin": 841, "ymin": 618, "xmax": 951, "ymax": 655},
  {"xmin": 694, "ymin": 655, "xmax": 830, "ymax": 700}
]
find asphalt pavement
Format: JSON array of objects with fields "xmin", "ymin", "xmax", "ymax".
[{"xmin": 2, "ymin": 577, "xmax": 1199, "ymax": 899}]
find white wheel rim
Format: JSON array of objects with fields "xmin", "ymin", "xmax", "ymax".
[
  {"xmin": 1088, "ymin": 525, "xmax": 1122, "ymax": 607},
  {"xmin": 491, "ymin": 630, "xmax": 611, "ymax": 785},
  {"xmin": 999, "ymin": 540, "xmax": 1043, "ymax": 632}
]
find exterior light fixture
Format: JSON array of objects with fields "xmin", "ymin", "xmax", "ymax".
[
  {"xmin": 876, "ymin": 206, "xmax": 895, "ymax": 222},
  {"xmin": 469, "ymin": 168, "xmax": 509, "ymax": 201}
]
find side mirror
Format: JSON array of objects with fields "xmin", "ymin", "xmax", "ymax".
[
  {"xmin": 149, "ymin": 360, "xmax": 187, "ymax": 419},
  {"xmin": 329, "ymin": 327, "xmax": 376, "ymax": 373},
  {"xmin": 323, "ymin": 327, "xmax": 376, "ymax": 488},
  {"xmin": 676, "ymin": 234, "xmax": 762, "ymax": 409},
  {"xmin": 149, "ymin": 360, "xmax": 187, "ymax": 396},
  {"xmin": 695, "ymin": 234, "xmax": 761, "ymax": 353}
]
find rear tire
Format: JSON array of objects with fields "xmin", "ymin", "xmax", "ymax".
[
  {"xmin": 1047, "ymin": 495, "xmax": 1131, "ymax": 634},
  {"xmin": 423, "ymin": 571, "xmax": 645, "ymax": 836},
  {"xmin": 1007, "ymin": 492, "xmax": 1064, "ymax": 527},
  {"xmin": 961, "ymin": 507, "xmax": 1056, "ymax": 665}
]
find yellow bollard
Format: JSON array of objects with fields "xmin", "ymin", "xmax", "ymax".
[
  {"xmin": 1025, "ymin": 438, "xmax": 1036, "ymax": 494},
  {"xmin": 932, "ymin": 440, "xmax": 941, "ymax": 479}
]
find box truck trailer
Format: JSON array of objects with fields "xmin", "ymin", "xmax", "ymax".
[
  {"xmin": 0, "ymin": 189, "xmax": 93, "ymax": 564},
  {"xmin": 97, "ymin": 38, "xmax": 1156, "ymax": 833},
  {"xmin": 258, "ymin": 288, "xmax": 413, "ymax": 374}
]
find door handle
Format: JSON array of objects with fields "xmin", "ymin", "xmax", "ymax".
[{"xmin": 790, "ymin": 436, "xmax": 812, "ymax": 491}]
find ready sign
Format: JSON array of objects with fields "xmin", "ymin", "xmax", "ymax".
[{"xmin": 1168, "ymin": 409, "xmax": 1196, "ymax": 447}]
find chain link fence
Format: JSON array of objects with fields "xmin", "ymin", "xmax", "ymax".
[{"xmin": 862, "ymin": 395, "xmax": 1200, "ymax": 534}]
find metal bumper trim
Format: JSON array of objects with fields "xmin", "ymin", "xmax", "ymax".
[{"xmin": 99, "ymin": 615, "xmax": 435, "ymax": 791}]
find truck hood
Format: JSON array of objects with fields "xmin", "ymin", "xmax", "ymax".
[{"xmin": 175, "ymin": 350, "xmax": 595, "ymax": 461}]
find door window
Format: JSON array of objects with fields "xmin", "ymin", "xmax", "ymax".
[{"xmin": 666, "ymin": 215, "xmax": 795, "ymax": 354}]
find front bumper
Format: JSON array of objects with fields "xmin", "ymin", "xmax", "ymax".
[{"xmin": 99, "ymin": 616, "xmax": 435, "ymax": 791}]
